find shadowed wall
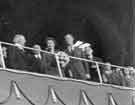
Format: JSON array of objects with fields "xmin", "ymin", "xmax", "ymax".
[{"xmin": 0, "ymin": 0, "xmax": 132, "ymax": 66}]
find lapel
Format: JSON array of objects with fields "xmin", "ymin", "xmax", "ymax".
[
  {"xmin": 66, "ymin": 47, "xmax": 75, "ymax": 56},
  {"xmin": 15, "ymin": 47, "xmax": 26, "ymax": 56}
]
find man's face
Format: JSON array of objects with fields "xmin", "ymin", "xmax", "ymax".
[
  {"xmin": 19, "ymin": 36, "xmax": 26, "ymax": 46},
  {"xmin": 47, "ymin": 40, "xmax": 55, "ymax": 49},
  {"xmin": 124, "ymin": 69, "xmax": 130, "ymax": 76},
  {"xmin": 33, "ymin": 45, "xmax": 41, "ymax": 54},
  {"xmin": 65, "ymin": 34, "xmax": 74, "ymax": 46},
  {"xmin": 85, "ymin": 47, "xmax": 93, "ymax": 56}
]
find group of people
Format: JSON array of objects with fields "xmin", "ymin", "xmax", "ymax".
[
  {"xmin": 102, "ymin": 63, "xmax": 135, "ymax": 87},
  {"xmin": 3, "ymin": 34, "xmax": 94, "ymax": 80},
  {"xmin": 0, "ymin": 33, "xmax": 135, "ymax": 87}
]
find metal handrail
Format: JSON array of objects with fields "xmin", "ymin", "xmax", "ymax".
[{"xmin": 0, "ymin": 41, "xmax": 130, "ymax": 70}]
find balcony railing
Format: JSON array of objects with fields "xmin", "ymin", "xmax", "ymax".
[{"xmin": 0, "ymin": 41, "xmax": 135, "ymax": 89}]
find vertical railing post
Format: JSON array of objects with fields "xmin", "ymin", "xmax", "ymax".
[
  {"xmin": 0, "ymin": 42, "xmax": 6, "ymax": 69},
  {"xmin": 55, "ymin": 54, "xmax": 64, "ymax": 78},
  {"xmin": 95, "ymin": 62, "xmax": 103, "ymax": 84}
]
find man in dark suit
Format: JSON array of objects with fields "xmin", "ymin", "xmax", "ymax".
[
  {"xmin": 64, "ymin": 34, "xmax": 89, "ymax": 80},
  {"xmin": 31, "ymin": 44, "xmax": 46, "ymax": 73},
  {"xmin": 7, "ymin": 34, "xmax": 32, "ymax": 71}
]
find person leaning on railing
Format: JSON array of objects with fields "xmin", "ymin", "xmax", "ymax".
[
  {"xmin": 30, "ymin": 44, "xmax": 45, "ymax": 73},
  {"xmin": 6, "ymin": 34, "xmax": 33, "ymax": 71},
  {"xmin": 101, "ymin": 62, "xmax": 112, "ymax": 84},
  {"xmin": 40, "ymin": 37, "xmax": 61, "ymax": 76},
  {"xmin": 101, "ymin": 63, "xmax": 129, "ymax": 86},
  {"xmin": 1, "ymin": 38, "xmax": 135, "ymax": 88},
  {"xmin": 84, "ymin": 46, "xmax": 102, "ymax": 82},
  {"xmin": 57, "ymin": 51, "xmax": 70, "ymax": 76},
  {"xmin": 122, "ymin": 67, "xmax": 135, "ymax": 87},
  {"xmin": 64, "ymin": 34, "xmax": 90, "ymax": 80}
]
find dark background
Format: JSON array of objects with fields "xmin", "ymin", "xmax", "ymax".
[{"xmin": 0, "ymin": 0, "xmax": 132, "ymax": 66}]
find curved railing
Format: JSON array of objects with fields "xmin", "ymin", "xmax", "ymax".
[{"xmin": 0, "ymin": 41, "xmax": 135, "ymax": 89}]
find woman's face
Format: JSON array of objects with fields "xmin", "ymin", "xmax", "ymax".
[{"xmin": 47, "ymin": 40, "xmax": 55, "ymax": 49}]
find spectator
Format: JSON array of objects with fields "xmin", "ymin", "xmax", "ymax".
[
  {"xmin": 123, "ymin": 67, "xmax": 135, "ymax": 87},
  {"xmin": 102, "ymin": 64, "xmax": 124, "ymax": 86},
  {"xmin": 42, "ymin": 37, "xmax": 60, "ymax": 76},
  {"xmin": 84, "ymin": 46, "xmax": 102, "ymax": 82},
  {"xmin": 64, "ymin": 34, "xmax": 89, "ymax": 80},
  {"xmin": 31, "ymin": 44, "xmax": 46, "ymax": 73},
  {"xmin": 102, "ymin": 63, "xmax": 112, "ymax": 83},
  {"xmin": 57, "ymin": 51, "xmax": 70, "ymax": 68},
  {"xmin": 7, "ymin": 34, "xmax": 32, "ymax": 71}
]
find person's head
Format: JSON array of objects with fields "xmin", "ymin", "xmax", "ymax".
[
  {"xmin": 46, "ymin": 37, "xmax": 56, "ymax": 50},
  {"xmin": 124, "ymin": 67, "xmax": 131, "ymax": 76},
  {"xmin": 33, "ymin": 44, "xmax": 41, "ymax": 54},
  {"xmin": 64, "ymin": 34, "xmax": 74, "ymax": 46},
  {"xmin": 13, "ymin": 34, "xmax": 26, "ymax": 46},
  {"xmin": 125, "ymin": 66, "xmax": 134, "ymax": 77},
  {"xmin": 85, "ymin": 46, "xmax": 93, "ymax": 56},
  {"xmin": 115, "ymin": 67, "xmax": 121, "ymax": 72},
  {"xmin": 104, "ymin": 62, "xmax": 111, "ymax": 70},
  {"xmin": 103, "ymin": 62, "xmax": 112, "ymax": 75}
]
